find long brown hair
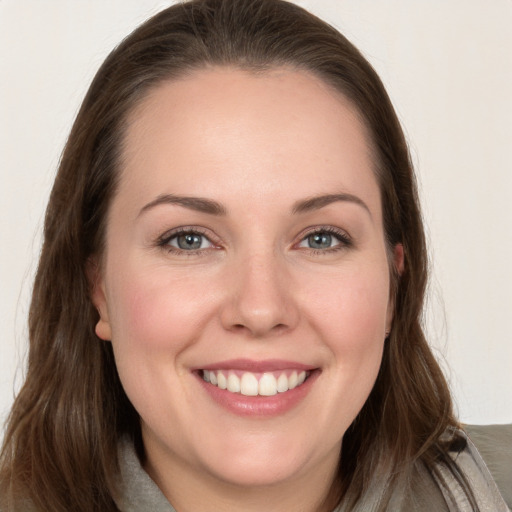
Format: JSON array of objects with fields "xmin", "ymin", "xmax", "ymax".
[{"xmin": 1, "ymin": 1, "xmax": 469, "ymax": 510}]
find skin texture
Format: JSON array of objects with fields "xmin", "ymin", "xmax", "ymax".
[{"xmin": 92, "ymin": 67, "xmax": 403, "ymax": 512}]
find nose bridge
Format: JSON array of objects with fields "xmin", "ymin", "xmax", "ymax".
[{"xmin": 222, "ymin": 247, "xmax": 297, "ymax": 337}]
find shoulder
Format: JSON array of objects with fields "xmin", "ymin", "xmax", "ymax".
[
  {"xmin": 402, "ymin": 427, "xmax": 509, "ymax": 512},
  {"xmin": 438, "ymin": 428, "xmax": 509, "ymax": 511},
  {"xmin": 464, "ymin": 423, "xmax": 512, "ymax": 510}
]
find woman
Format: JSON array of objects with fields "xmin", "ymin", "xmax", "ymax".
[{"xmin": 0, "ymin": 1, "xmax": 507, "ymax": 511}]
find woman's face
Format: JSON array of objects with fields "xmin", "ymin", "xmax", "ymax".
[{"xmin": 93, "ymin": 68, "xmax": 401, "ymax": 495}]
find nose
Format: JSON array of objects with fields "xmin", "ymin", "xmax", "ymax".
[{"xmin": 220, "ymin": 252, "xmax": 299, "ymax": 338}]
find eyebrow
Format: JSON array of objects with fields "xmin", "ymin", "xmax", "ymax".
[
  {"xmin": 292, "ymin": 193, "xmax": 371, "ymax": 217},
  {"xmin": 138, "ymin": 192, "xmax": 371, "ymax": 218},
  {"xmin": 138, "ymin": 194, "xmax": 227, "ymax": 217}
]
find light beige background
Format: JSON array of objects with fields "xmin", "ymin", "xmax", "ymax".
[{"xmin": 1, "ymin": 0, "xmax": 511, "ymax": 427}]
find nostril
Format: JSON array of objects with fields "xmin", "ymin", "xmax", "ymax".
[{"xmin": 229, "ymin": 322, "xmax": 289, "ymax": 337}]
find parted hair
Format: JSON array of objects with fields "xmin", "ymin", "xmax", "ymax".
[{"xmin": 1, "ymin": 1, "xmax": 472, "ymax": 510}]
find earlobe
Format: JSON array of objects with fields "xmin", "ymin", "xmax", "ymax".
[
  {"xmin": 95, "ymin": 319, "xmax": 112, "ymax": 342},
  {"xmin": 386, "ymin": 243, "xmax": 405, "ymax": 333},
  {"xmin": 394, "ymin": 243, "xmax": 405, "ymax": 276},
  {"xmin": 86, "ymin": 258, "xmax": 112, "ymax": 341}
]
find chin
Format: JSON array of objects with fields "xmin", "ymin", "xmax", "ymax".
[
  {"xmin": 205, "ymin": 455, "xmax": 307, "ymax": 488},
  {"xmin": 194, "ymin": 432, "xmax": 322, "ymax": 488}
]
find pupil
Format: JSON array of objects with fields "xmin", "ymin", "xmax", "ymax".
[
  {"xmin": 178, "ymin": 234, "xmax": 201, "ymax": 250},
  {"xmin": 309, "ymin": 233, "xmax": 331, "ymax": 249}
]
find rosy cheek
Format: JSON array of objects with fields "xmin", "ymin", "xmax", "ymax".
[
  {"xmin": 114, "ymin": 272, "xmax": 215, "ymax": 352},
  {"xmin": 304, "ymin": 270, "xmax": 389, "ymax": 349}
]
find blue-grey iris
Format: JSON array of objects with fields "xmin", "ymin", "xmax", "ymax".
[
  {"xmin": 308, "ymin": 233, "xmax": 332, "ymax": 249},
  {"xmin": 177, "ymin": 233, "xmax": 202, "ymax": 250}
]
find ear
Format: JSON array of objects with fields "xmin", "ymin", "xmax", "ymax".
[
  {"xmin": 386, "ymin": 243, "xmax": 405, "ymax": 332},
  {"xmin": 86, "ymin": 258, "xmax": 112, "ymax": 341},
  {"xmin": 393, "ymin": 243, "xmax": 405, "ymax": 276}
]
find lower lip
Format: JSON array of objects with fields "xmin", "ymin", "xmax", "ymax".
[{"xmin": 195, "ymin": 370, "xmax": 319, "ymax": 417}]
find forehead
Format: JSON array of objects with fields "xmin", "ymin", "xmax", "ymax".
[{"xmin": 117, "ymin": 66, "xmax": 380, "ymax": 217}]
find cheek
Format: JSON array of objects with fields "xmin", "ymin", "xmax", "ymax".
[
  {"xmin": 304, "ymin": 264, "xmax": 391, "ymax": 350},
  {"xmin": 107, "ymin": 266, "xmax": 218, "ymax": 353},
  {"xmin": 105, "ymin": 267, "xmax": 221, "ymax": 418},
  {"xmin": 295, "ymin": 263, "xmax": 390, "ymax": 434}
]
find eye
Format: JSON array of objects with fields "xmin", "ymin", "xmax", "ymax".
[
  {"xmin": 158, "ymin": 228, "xmax": 216, "ymax": 254},
  {"xmin": 297, "ymin": 228, "xmax": 352, "ymax": 252},
  {"xmin": 170, "ymin": 232, "xmax": 211, "ymax": 250},
  {"xmin": 302, "ymin": 232, "xmax": 336, "ymax": 250}
]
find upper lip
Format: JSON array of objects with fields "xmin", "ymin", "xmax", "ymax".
[{"xmin": 195, "ymin": 358, "xmax": 317, "ymax": 372}]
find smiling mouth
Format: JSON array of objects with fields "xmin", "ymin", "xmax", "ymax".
[{"xmin": 201, "ymin": 369, "xmax": 310, "ymax": 397}]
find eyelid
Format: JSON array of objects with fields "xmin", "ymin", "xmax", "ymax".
[
  {"xmin": 157, "ymin": 226, "xmax": 221, "ymax": 254},
  {"xmin": 155, "ymin": 224, "xmax": 352, "ymax": 255},
  {"xmin": 295, "ymin": 225, "xmax": 353, "ymax": 251}
]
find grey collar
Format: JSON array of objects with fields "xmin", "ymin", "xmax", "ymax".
[{"xmin": 115, "ymin": 437, "xmax": 176, "ymax": 512}]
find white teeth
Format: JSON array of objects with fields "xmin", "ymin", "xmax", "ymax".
[
  {"xmin": 240, "ymin": 372, "xmax": 259, "ymax": 396},
  {"xmin": 227, "ymin": 373, "xmax": 241, "ymax": 393},
  {"xmin": 288, "ymin": 371, "xmax": 298, "ymax": 389},
  {"xmin": 202, "ymin": 369, "xmax": 309, "ymax": 396},
  {"xmin": 258, "ymin": 373, "xmax": 277, "ymax": 396},
  {"xmin": 277, "ymin": 373, "xmax": 289, "ymax": 392},
  {"xmin": 217, "ymin": 372, "xmax": 227, "ymax": 390}
]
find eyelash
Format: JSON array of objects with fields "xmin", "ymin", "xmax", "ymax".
[
  {"xmin": 156, "ymin": 226, "xmax": 353, "ymax": 256},
  {"xmin": 157, "ymin": 227, "xmax": 218, "ymax": 256},
  {"xmin": 297, "ymin": 226, "xmax": 353, "ymax": 255}
]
